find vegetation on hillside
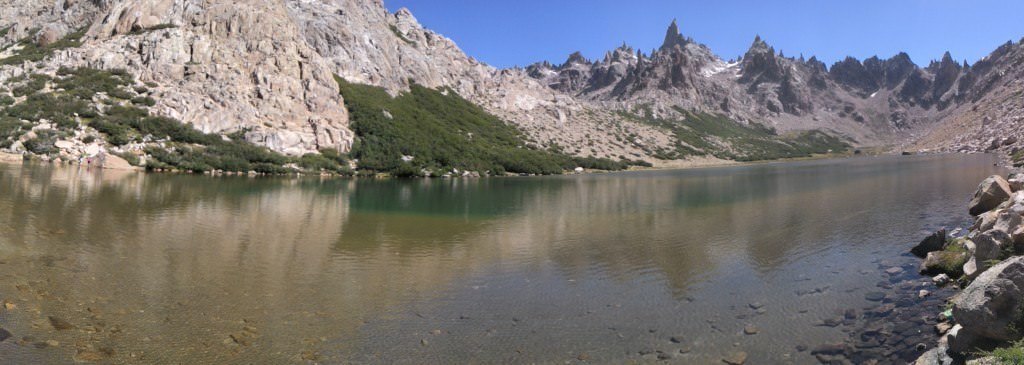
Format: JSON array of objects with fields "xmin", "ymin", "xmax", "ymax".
[
  {"xmin": 0, "ymin": 26, "xmax": 88, "ymax": 65},
  {"xmin": 619, "ymin": 105, "xmax": 850, "ymax": 161},
  {"xmin": 337, "ymin": 77, "xmax": 642, "ymax": 176},
  {"xmin": 0, "ymin": 67, "xmax": 351, "ymax": 174}
]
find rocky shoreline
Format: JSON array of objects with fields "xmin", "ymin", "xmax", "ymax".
[{"xmin": 907, "ymin": 170, "xmax": 1024, "ymax": 365}]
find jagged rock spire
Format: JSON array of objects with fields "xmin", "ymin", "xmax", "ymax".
[
  {"xmin": 564, "ymin": 51, "xmax": 588, "ymax": 65},
  {"xmin": 661, "ymin": 19, "xmax": 688, "ymax": 50}
]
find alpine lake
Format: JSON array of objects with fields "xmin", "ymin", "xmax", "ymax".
[{"xmin": 0, "ymin": 153, "xmax": 1005, "ymax": 364}]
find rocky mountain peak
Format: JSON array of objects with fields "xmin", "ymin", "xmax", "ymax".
[
  {"xmin": 661, "ymin": 19, "xmax": 688, "ymax": 50},
  {"xmin": 740, "ymin": 35, "xmax": 783, "ymax": 84},
  {"xmin": 747, "ymin": 35, "xmax": 772, "ymax": 55},
  {"xmin": 563, "ymin": 51, "xmax": 590, "ymax": 68}
]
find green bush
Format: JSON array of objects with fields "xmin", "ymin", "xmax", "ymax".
[
  {"xmin": 56, "ymin": 67, "xmax": 134, "ymax": 100},
  {"xmin": 3, "ymin": 93, "xmax": 92, "ymax": 129},
  {"xmin": 0, "ymin": 117, "xmax": 29, "ymax": 145},
  {"xmin": 23, "ymin": 130, "xmax": 58, "ymax": 154},
  {"xmin": 11, "ymin": 74, "xmax": 51, "ymax": 97}
]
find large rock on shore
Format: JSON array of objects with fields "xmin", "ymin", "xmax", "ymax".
[
  {"xmin": 913, "ymin": 229, "xmax": 947, "ymax": 257},
  {"xmin": 1008, "ymin": 173, "xmax": 1024, "ymax": 192},
  {"xmin": 952, "ymin": 256, "xmax": 1024, "ymax": 342},
  {"xmin": 963, "ymin": 231, "xmax": 1013, "ymax": 278},
  {"xmin": 969, "ymin": 176, "xmax": 1012, "ymax": 216}
]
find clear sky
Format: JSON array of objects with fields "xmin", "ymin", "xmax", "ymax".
[{"xmin": 384, "ymin": 0, "xmax": 1024, "ymax": 69}]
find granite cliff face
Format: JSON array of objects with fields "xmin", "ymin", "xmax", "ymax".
[{"xmin": 1, "ymin": 0, "xmax": 353, "ymax": 155}]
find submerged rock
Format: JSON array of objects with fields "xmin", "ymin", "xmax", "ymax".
[
  {"xmin": 0, "ymin": 327, "xmax": 10, "ymax": 342},
  {"xmin": 864, "ymin": 292, "xmax": 886, "ymax": 302},
  {"xmin": 47, "ymin": 316, "xmax": 75, "ymax": 331},
  {"xmin": 912, "ymin": 229, "xmax": 947, "ymax": 258},
  {"xmin": 932, "ymin": 273, "xmax": 952, "ymax": 286},
  {"xmin": 969, "ymin": 175, "xmax": 1012, "ymax": 216},
  {"xmin": 721, "ymin": 351, "xmax": 747, "ymax": 365}
]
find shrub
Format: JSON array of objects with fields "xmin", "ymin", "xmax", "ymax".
[
  {"xmin": 11, "ymin": 74, "xmax": 50, "ymax": 97},
  {"xmin": 23, "ymin": 130, "xmax": 58, "ymax": 154}
]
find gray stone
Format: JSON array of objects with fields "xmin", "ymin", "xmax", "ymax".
[
  {"xmin": 970, "ymin": 176, "xmax": 1012, "ymax": 216},
  {"xmin": 953, "ymin": 257, "xmax": 1024, "ymax": 342},
  {"xmin": 963, "ymin": 230, "xmax": 1013, "ymax": 279},
  {"xmin": 945, "ymin": 324, "xmax": 981, "ymax": 354},
  {"xmin": 913, "ymin": 345, "xmax": 955, "ymax": 365},
  {"xmin": 912, "ymin": 229, "xmax": 947, "ymax": 258},
  {"xmin": 993, "ymin": 210, "xmax": 1022, "ymax": 236},
  {"xmin": 722, "ymin": 351, "xmax": 747, "ymax": 365},
  {"xmin": 864, "ymin": 292, "xmax": 886, "ymax": 302},
  {"xmin": 973, "ymin": 211, "xmax": 999, "ymax": 232},
  {"xmin": 1008, "ymin": 173, "xmax": 1024, "ymax": 192}
]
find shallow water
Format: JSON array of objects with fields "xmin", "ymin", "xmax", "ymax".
[{"xmin": 0, "ymin": 154, "xmax": 1005, "ymax": 364}]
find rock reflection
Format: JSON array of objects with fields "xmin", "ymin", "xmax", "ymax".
[{"xmin": 0, "ymin": 154, "xmax": 1005, "ymax": 364}]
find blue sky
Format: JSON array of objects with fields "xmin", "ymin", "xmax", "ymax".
[{"xmin": 384, "ymin": 0, "xmax": 1024, "ymax": 69}]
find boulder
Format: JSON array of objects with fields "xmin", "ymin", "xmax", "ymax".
[
  {"xmin": 100, "ymin": 154, "xmax": 135, "ymax": 170},
  {"xmin": 913, "ymin": 345, "xmax": 955, "ymax": 365},
  {"xmin": 993, "ymin": 210, "xmax": 1023, "ymax": 235},
  {"xmin": 969, "ymin": 176, "xmax": 1012, "ymax": 216},
  {"xmin": 1009, "ymin": 173, "xmax": 1024, "ymax": 192},
  {"xmin": 1003, "ymin": 192, "xmax": 1024, "ymax": 215},
  {"xmin": 953, "ymin": 256, "xmax": 1024, "ymax": 342},
  {"xmin": 35, "ymin": 24, "xmax": 66, "ymax": 47},
  {"xmin": 963, "ymin": 231, "xmax": 1013, "ymax": 278},
  {"xmin": 972, "ymin": 210, "xmax": 999, "ymax": 232},
  {"xmin": 945, "ymin": 324, "xmax": 981, "ymax": 353},
  {"xmin": 912, "ymin": 228, "xmax": 947, "ymax": 257}
]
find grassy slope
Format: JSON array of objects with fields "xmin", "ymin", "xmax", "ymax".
[
  {"xmin": 619, "ymin": 105, "xmax": 850, "ymax": 162},
  {"xmin": 337, "ymin": 77, "xmax": 641, "ymax": 176}
]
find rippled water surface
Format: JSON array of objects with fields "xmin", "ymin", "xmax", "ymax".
[{"xmin": 0, "ymin": 154, "xmax": 1005, "ymax": 364}]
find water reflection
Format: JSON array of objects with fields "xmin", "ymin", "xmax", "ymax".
[{"xmin": 0, "ymin": 154, "xmax": 1004, "ymax": 364}]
